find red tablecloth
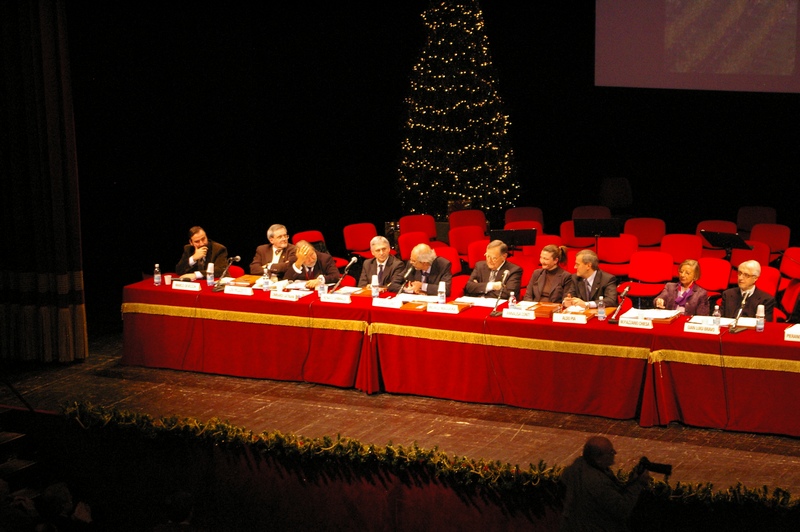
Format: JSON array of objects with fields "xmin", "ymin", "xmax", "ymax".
[{"xmin": 122, "ymin": 280, "xmax": 371, "ymax": 389}]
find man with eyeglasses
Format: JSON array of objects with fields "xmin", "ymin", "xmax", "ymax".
[
  {"xmin": 720, "ymin": 259, "xmax": 775, "ymax": 321},
  {"xmin": 403, "ymin": 243, "xmax": 452, "ymax": 296},
  {"xmin": 463, "ymin": 240, "xmax": 522, "ymax": 300},
  {"xmin": 249, "ymin": 224, "xmax": 297, "ymax": 279}
]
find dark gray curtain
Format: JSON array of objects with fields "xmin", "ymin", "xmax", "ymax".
[{"xmin": 1, "ymin": 0, "xmax": 87, "ymax": 363}]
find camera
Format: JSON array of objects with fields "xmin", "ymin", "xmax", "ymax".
[{"xmin": 634, "ymin": 456, "xmax": 672, "ymax": 476}]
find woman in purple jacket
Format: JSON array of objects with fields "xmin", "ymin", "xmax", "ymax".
[{"xmin": 654, "ymin": 259, "xmax": 709, "ymax": 315}]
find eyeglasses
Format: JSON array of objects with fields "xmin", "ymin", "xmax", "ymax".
[
  {"xmin": 737, "ymin": 271, "xmax": 756, "ymax": 279},
  {"xmin": 272, "ymin": 234, "xmax": 289, "ymax": 240},
  {"xmin": 485, "ymin": 254, "xmax": 503, "ymax": 261}
]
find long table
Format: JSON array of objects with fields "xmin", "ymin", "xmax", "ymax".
[{"xmin": 122, "ymin": 280, "xmax": 800, "ymax": 437}]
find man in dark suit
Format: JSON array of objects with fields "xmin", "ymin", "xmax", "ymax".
[
  {"xmin": 249, "ymin": 224, "xmax": 297, "ymax": 278},
  {"xmin": 721, "ymin": 259, "xmax": 775, "ymax": 321},
  {"xmin": 464, "ymin": 240, "xmax": 522, "ymax": 300},
  {"xmin": 564, "ymin": 249, "xmax": 618, "ymax": 308},
  {"xmin": 357, "ymin": 236, "xmax": 406, "ymax": 293},
  {"xmin": 175, "ymin": 226, "xmax": 229, "ymax": 279},
  {"xmin": 284, "ymin": 240, "xmax": 341, "ymax": 289},
  {"xmin": 403, "ymin": 243, "xmax": 452, "ymax": 296}
]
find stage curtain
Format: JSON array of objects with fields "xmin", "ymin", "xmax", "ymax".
[{"xmin": 0, "ymin": 0, "xmax": 87, "ymax": 363}]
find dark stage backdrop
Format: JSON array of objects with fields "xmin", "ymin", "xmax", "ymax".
[{"xmin": 63, "ymin": 2, "xmax": 800, "ymax": 334}]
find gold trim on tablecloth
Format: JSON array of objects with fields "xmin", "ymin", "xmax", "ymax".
[
  {"xmin": 649, "ymin": 349, "xmax": 800, "ymax": 373},
  {"xmin": 368, "ymin": 322, "xmax": 650, "ymax": 360},
  {"xmin": 121, "ymin": 303, "xmax": 368, "ymax": 333}
]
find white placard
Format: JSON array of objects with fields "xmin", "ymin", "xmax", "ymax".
[
  {"xmin": 553, "ymin": 312, "xmax": 587, "ymax": 324},
  {"xmin": 502, "ymin": 308, "xmax": 535, "ymax": 320},
  {"xmin": 785, "ymin": 324, "xmax": 800, "ymax": 342},
  {"xmin": 684, "ymin": 322, "xmax": 720, "ymax": 335},
  {"xmin": 372, "ymin": 297, "xmax": 403, "ymax": 309},
  {"xmin": 172, "ymin": 281, "xmax": 201, "ymax": 291},
  {"xmin": 619, "ymin": 317, "xmax": 653, "ymax": 329},
  {"xmin": 223, "ymin": 285, "xmax": 253, "ymax": 296},
  {"xmin": 320, "ymin": 293, "xmax": 352, "ymax": 304},
  {"xmin": 270, "ymin": 290, "xmax": 301, "ymax": 301},
  {"xmin": 427, "ymin": 303, "xmax": 460, "ymax": 314}
]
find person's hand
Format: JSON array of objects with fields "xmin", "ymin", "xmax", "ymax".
[
  {"xmin": 410, "ymin": 281, "xmax": 423, "ymax": 294},
  {"xmin": 490, "ymin": 281, "xmax": 502, "ymax": 292},
  {"xmin": 305, "ymin": 278, "xmax": 320, "ymax": 290},
  {"xmin": 72, "ymin": 501, "xmax": 92, "ymax": 524},
  {"xmin": 192, "ymin": 246, "xmax": 208, "ymax": 262},
  {"xmin": 295, "ymin": 244, "xmax": 314, "ymax": 266},
  {"xmin": 655, "ymin": 298, "xmax": 665, "ymax": 309}
]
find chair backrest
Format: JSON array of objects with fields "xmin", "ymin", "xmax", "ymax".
[
  {"xmin": 737, "ymin": 206, "xmax": 776, "ymax": 234},
  {"xmin": 292, "ymin": 230, "xmax": 325, "ymax": 245},
  {"xmin": 506, "ymin": 253, "xmax": 536, "ymax": 291},
  {"xmin": 627, "ymin": 251, "xmax": 674, "ymax": 284},
  {"xmin": 228, "ymin": 265, "xmax": 245, "ymax": 278},
  {"xmin": 623, "ymin": 217, "xmax": 666, "ymax": 249},
  {"xmin": 779, "ymin": 280, "xmax": 800, "ymax": 318},
  {"xmin": 560, "ymin": 220, "xmax": 595, "ymax": 249},
  {"xmin": 522, "ymin": 234, "xmax": 563, "ymax": 259},
  {"xmin": 467, "ymin": 239, "xmax": 491, "ymax": 268},
  {"xmin": 397, "ymin": 231, "xmax": 429, "ymax": 261},
  {"xmin": 696, "ymin": 257, "xmax": 731, "ymax": 293},
  {"xmin": 434, "ymin": 245, "xmax": 462, "ymax": 275},
  {"xmin": 572, "ymin": 205, "xmax": 611, "ymax": 219},
  {"xmin": 448, "ymin": 225, "xmax": 487, "ymax": 256},
  {"xmin": 660, "ymin": 234, "xmax": 703, "ymax": 272},
  {"xmin": 597, "ymin": 234, "xmax": 638, "ymax": 265},
  {"xmin": 756, "ymin": 266, "xmax": 780, "ymax": 297},
  {"xmin": 750, "ymin": 223, "xmax": 791, "ymax": 260},
  {"xmin": 398, "ymin": 214, "xmax": 438, "ymax": 240},
  {"xmin": 343, "ymin": 223, "xmax": 377, "ymax": 253},
  {"xmin": 449, "ymin": 209, "xmax": 487, "ymax": 232},
  {"xmin": 505, "ymin": 206, "xmax": 544, "ymax": 227},
  {"xmin": 503, "ymin": 220, "xmax": 543, "ymax": 233},
  {"xmin": 729, "ymin": 240, "xmax": 771, "ymax": 285}
]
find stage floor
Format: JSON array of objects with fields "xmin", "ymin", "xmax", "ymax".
[{"xmin": 2, "ymin": 332, "xmax": 800, "ymax": 499}]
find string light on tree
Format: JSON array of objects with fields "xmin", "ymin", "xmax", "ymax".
[{"xmin": 397, "ymin": 0, "xmax": 521, "ymax": 224}]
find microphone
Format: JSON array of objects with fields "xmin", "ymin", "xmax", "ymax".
[
  {"xmin": 330, "ymin": 257, "xmax": 358, "ymax": 293},
  {"xmin": 489, "ymin": 270, "xmax": 511, "ymax": 317},
  {"xmin": 212, "ymin": 254, "xmax": 240, "ymax": 292},
  {"xmin": 608, "ymin": 285, "xmax": 630, "ymax": 324},
  {"xmin": 729, "ymin": 292, "xmax": 749, "ymax": 333},
  {"xmin": 401, "ymin": 265, "xmax": 416, "ymax": 292}
]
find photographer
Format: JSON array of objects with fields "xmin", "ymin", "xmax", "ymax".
[{"xmin": 559, "ymin": 436, "xmax": 651, "ymax": 532}]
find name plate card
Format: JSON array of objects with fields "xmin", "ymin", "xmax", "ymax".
[
  {"xmin": 372, "ymin": 297, "xmax": 403, "ymax": 309},
  {"xmin": 553, "ymin": 312, "xmax": 588, "ymax": 324},
  {"xmin": 427, "ymin": 303, "xmax": 460, "ymax": 314},
  {"xmin": 502, "ymin": 308, "xmax": 535, "ymax": 320},
  {"xmin": 223, "ymin": 285, "xmax": 254, "ymax": 296},
  {"xmin": 270, "ymin": 290, "xmax": 301, "ymax": 302},
  {"xmin": 619, "ymin": 317, "xmax": 653, "ymax": 329},
  {"xmin": 684, "ymin": 322, "xmax": 720, "ymax": 335},
  {"xmin": 320, "ymin": 293, "xmax": 352, "ymax": 304},
  {"xmin": 785, "ymin": 324, "xmax": 800, "ymax": 342},
  {"xmin": 172, "ymin": 281, "xmax": 201, "ymax": 292}
]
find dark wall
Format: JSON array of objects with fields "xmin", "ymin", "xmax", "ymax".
[{"xmin": 66, "ymin": 3, "xmax": 800, "ymax": 334}]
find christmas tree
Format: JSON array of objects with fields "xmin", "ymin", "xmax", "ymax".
[{"xmin": 397, "ymin": 0, "xmax": 521, "ymax": 226}]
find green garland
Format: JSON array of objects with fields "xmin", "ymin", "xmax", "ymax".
[{"xmin": 62, "ymin": 402, "xmax": 798, "ymax": 514}]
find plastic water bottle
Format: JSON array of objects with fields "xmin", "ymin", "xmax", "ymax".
[
  {"xmin": 712, "ymin": 305, "xmax": 721, "ymax": 327},
  {"xmin": 755, "ymin": 304, "xmax": 765, "ymax": 332},
  {"xmin": 206, "ymin": 263, "xmax": 214, "ymax": 286},
  {"xmin": 508, "ymin": 291, "xmax": 518, "ymax": 310},
  {"xmin": 437, "ymin": 281, "xmax": 446, "ymax": 304},
  {"xmin": 371, "ymin": 275, "xmax": 380, "ymax": 298},
  {"xmin": 261, "ymin": 268, "xmax": 270, "ymax": 292},
  {"xmin": 153, "ymin": 264, "xmax": 161, "ymax": 286},
  {"xmin": 317, "ymin": 275, "xmax": 327, "ymax": 296},
  {"xmin": 597, "ymin": 296, "xmax": 606, "ymax": 321}
]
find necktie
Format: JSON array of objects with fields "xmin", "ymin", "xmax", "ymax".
[
  {"xmin": 489, "ymin": 270, "xmax": 497, "ymax": 283},
  {"xmin": 377, "ymin": 264, "xmax": 384, "ymax": 285},
  {"xmin": 585, "ymin": 279, "xmax": 592, "ymax": 297},
  {"xmin": 422, "ymin": 271, "xmax": 429, "ymax": 284},
  {"xmin": 306, "ymin": 266, "xmax": 312, "ymax": 280}
]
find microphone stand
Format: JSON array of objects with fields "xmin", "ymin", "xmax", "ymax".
[
  {"xmin": 729, "ymin": 295, "xmax": 748, "ymax": 334},
  {"xmin": 212, "ymin": 258, "xmax": 236, "ymax": 292},
  {"xmin": 489, "ymin": 272, "xmax": 510, "ymax": 317},
  {"xmin": 608, "ymin": 287, "xmax": 630, "ymax": 324},
  {"xmin": 331, "ymin": 258, "xmax": 357, "ymax": 293}
]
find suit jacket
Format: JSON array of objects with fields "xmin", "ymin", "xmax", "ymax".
[
  {"xmin": 463, "ymin": 260, "xmax": 522, "ymax": 300},
  {"xmin": 358, "ymin": 255, "xmax": 406, "ymax": 293},
  {"xmin": 720, "ymin": 286, "xmax": 775, "ymax": 321},
  {"xmin": 653, "ymin": 282, "xmax": 710, "ymax": 316},
  {"xmin": 523, "ymin": 266, "xmax": 571, "ymax": 303},
  {"xmin": 284, "ymin": 251, "xmax": 341, "ymax": 285},
  {"xmin": 175, "ymin": 240, "xmax": 228, "ymax": 277},
  {"xmin": 412, "ymin": 256, "xmax": 452, "ymax": 296},
  {"xmin": 249, "ymin": 243, "xmax": 297, "ymax": 278},
  {"xmin": 565, "ymin": 269, "xmax": 618, "ymax": 306}
]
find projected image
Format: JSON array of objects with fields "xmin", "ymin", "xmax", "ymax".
[{"xmin": 666, "ymin": 0, "xmax": 796, "ymax": 75}]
